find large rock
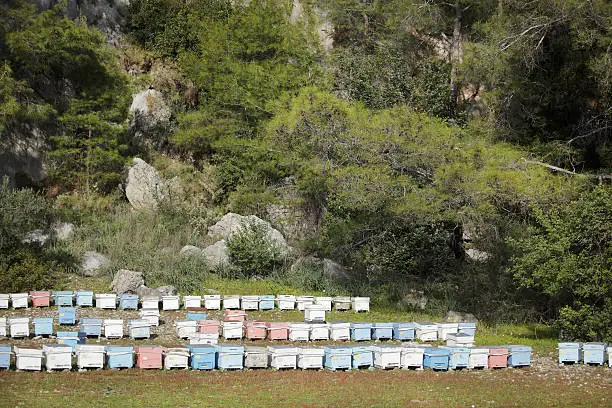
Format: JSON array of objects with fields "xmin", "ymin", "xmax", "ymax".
[
  {"xmin": 22, "ymin": 230, "xmax": 49, "ymax": 245},
  {"xmin": 82, "ymin": 251, "xmax": 110, "ymax": 276},
  {"xmin": 465, "ymin": 248, "xmax": 491, "ymax": 263},
  {"xmin": 179, "ymin": 245, "xmax": 204, "ymax": 259},
  {"xmin": 156, "ymin": 285, "xmax": 177, "ymax": 296},
  {"xmin": 323, "ymin": 258, "xmax": 352, "ymax": 281},
  {"xmin": 135, "ymin": 285, "xmax": 177, "ymax": 297},
  {"xmin": 208, "ymin": 213, "xmax": 289, "ymax": 254},
  {"xmin": 202, "ymin": 240, "xmax": 229, "ymax": 269},
  {"xmin": 110, "ymin": 269, "xmax": 145, "ymax": 294},
  {"xmin": 444, "ymin": 310, "xmax": 478, "ymax": 323},
  {"xmin": 125, "ymin": 158, "xmax": 168, "ymax": 211},
  {"xmin": 129, "ymin": 89, "xmax": 171, "ymax": 125},
  {"xmin": 53, "ymin": 222, "xmax": 75, "ymax": 241}
]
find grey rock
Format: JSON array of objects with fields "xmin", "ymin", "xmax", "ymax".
[
  {"xmin": 135, "ymin": 285, "xmax": 157, "ymax": 298},
  {"xmin": 465, "ymin": 248, "xmax": 491, "ymax": 263},
  {"xmin": 125, "ymin": 158, "xmax": 168, "ymax": 211},
  {"xmin": 22, "ymin": 230, "xmax": 49, "ymax": 245},
  {"xmin": 156, "ymin": 285, "xmax": 177, "ymax": 296},
  {"xmin": 110, "ymin": 269, "xmax": 145, "ymax": 294},
  {"xmin": 323, "ymin": 258, "xmax": 352, "ymax": 281},
  {"xmin": 179, "ymin": 245, "xmax": 204, "ymax": 258},
  {"xmin": 129, "ymin": 89, "xmax": 171, "ymax": 126},
  {"xmin": 400, "ymin": 290, "xmax": 428, "ymax": 310},
  {"xmin": 53, "ymin": 222, "xmax": 75, "ymax": 241},
  {"xmin": 444, "ymin": 310, "xmax": 478, "ymax": 323},
  {"xmin": 202, "ymin": 240, "xmax": 229, "ymax": 269},
  {"xmin": 82, "ymin": 251, "xmax": 110, "ymax": 277}
]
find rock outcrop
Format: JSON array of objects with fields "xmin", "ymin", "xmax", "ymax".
[
  {"xmin": 110, "ymin": 269, "xmax": 145, "ymax": 294},
  {"xmin": 82, "ymin": 251, "xmax": 110, "ymax": 276},
  {"xmin": 125, "ymin": 158, "xmax": 168, "ymax": 211}
]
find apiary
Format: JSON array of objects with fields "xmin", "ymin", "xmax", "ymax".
[
  {"xmin": 268, "ymin": 346, "xmax": 298, "ymax": 369},
  {"xmin": 304, "ymin": 304, "xmax": 327, "ymax": 323},
  {"xmin": 351, "ymin": 297, "xmax": 370, "ymax": 312},
  {"xmin": 135, "ymin": 346, "xmax": 163, "ymax": 369},
  {"xmin": 0, "ymin": 345, "xmax": 10, "ymax": 369},
  {"xmin": 139, "ymin": 309, "xmax": 160, "ymax": 326},
  {"xmin": 241, "ymin": 295, "xmax": 260, "ymax": 310},
  {"xmin": 183, "ymin": 295, "xmax": 202, "ymax": 309},
  {"xmin": 352, "ymin": 346, "xmax": 374, "ymax": 369},
  {"xmin": 189, "ymin": 345, "xmax": 216, "ymax": 369},
  {"xmin": 56, "ymin": 331, "xmax": 86, "ymax": 350},
  {"xmin": 128, "ymin": 320, "xmax": 151, "ymax": 339},
  {"xmin": 14, "ymin": 346, "xmax": 43, "ymax": 371},
  {"xmin": 162, "ymin": 295, "xmax": 180, "ymax": 311},
  {"xmin": 10, "ymin": 293, "xmax": 29, "ymax": 309},
  {"xmin": 415, "ymin": 322, "xmax": 438, "ymax": 342},
  {"xmin": 0, "ymin": 317, "xmax": 7, "ymax": 337},
  {"xmin": 276, "ymin": 295, "xmax": 296, "ymax": 310},
  {"xmin": 44, "ymin": 345, "xmax": 75, "ymax": 371},
  {"xmin": 323, "ymin": 346, "xmax": 352, "ymax": 371},
  {"xmin": 258, "ymin": 295, "xmax": 275, "ymax": 310},
  {"xmin": 175, "ymin": 320, "xmax": 197, "ymax": 339},
  {"xmin": 222, "ymin": 321, "xmax": 243, "ymax": 339},
  {"xmin": 9, "ymin": 317, "xmax": 30, "ymax": 338},
  {"xmin": 164, "ymin": 347, "xmax": 190, "ymax": 369},
  {"xmin": 203, "ymin": 294, "xmax": 221, "ymax": 310},
  {"xmin": 75, "ymin": 345, "xmax": 105, "ymax": 369},
  {"xmin": 350, "ymin": 323, "xmax": 372, "ymax": 341},
  {"xmin": 141, "ymin": 296, "xmax": 159, "ymax": 309},
  {"xmin": 197, "ymin": 320, "xmax": 220, "ymax": 334},
  {"xmin": 244, "ymin": 321, "xmax": 267, "ymax": 340},
  {"xmin": 119, "ymin": 294, "xmax": 139, "ymax": 310},
  {"xmin": 30, "ymin": 291, "xmax": 50, "ymax": 307},
  {"xmin": 446, "ymin": 333, "xmax": 475, "ymax": 347},
  {"xmin": 558, "ymin": 342, "xmax": 582, "ymax": 364},
  {"xmin": 223, "ymin": 295, "xmax": 241, "ymax": 309},
  {"xmin": 267, "ymin": 322, "xmax": 289, "ymax": 340},
  {"xmin": 296, "ymin": 296, "xmax": 315, "ymax": 311},
  {"xmin": 437, "ymin": 323, "xmax": 459, "ymax": 341},
  {"xmin": 314, "ymin": 296, "xmax": 333, "ymax": 311},
  {"xmin": 392, "ymin": 323, "xmax": 415, "ymax": 341},
  {"xmin": 216, "ymin": 344, "xmax": 244, "ymax": 370},
  {"xmin": 373, "ymin": 345, "xmax": 402, "ymax": 369},
  {"xmin": 423, "ymin": 348, "xmax": 450, "ymax": 371},
  {"xmin": 310, "ymin": 323, "xmax": 330, "ymax": 341},
  {"xmin": 0, "ymin": 294, "xmax": 9, "ymax": 309},
  {"xmin": 583, "ymin": 342, "xmax": 606, "ymax": 366},
  {"xmin": 289, "ymin": 323, "xmax": 310, "ymax": 341},
  {"xmin": 186, "ymin": 307, "xmax": 207, "ymax": 321},
  {"xmin": 488, "ymin": 347, "xmax": 508, "ymax": 368},
  {"xmin": 400, "ymin": 344, "xmax": 426, "ymax": 370},
  {"xmin": 80, "ymin": 318, "xmax": 103, "ymax": 337},
  {"xmin": 507, "ymin": 345, "xmax": 532, "ymax": 367},
  {"xmin": 106, "ymin": 346, "xmax": 133, "ymax": 369},
  {"xmin": 224, "ymin": 309, "xmax": 247, "ymax": 322},
  {"xmin": 58, "ymin": 307, "xmax": 77, "ymax": 325},
  {"xmin": 298, "ymin": 347, "xmax": 325, "ymax": 369},
  {"xmin": 440, "ymin": 346, "xmax": 470, "ymax": 370},
  {"xmin": 53, "ymin": 291, "xmax": 74, "ymax": 306},
  {"xmin": 333, "ymin": 297, "xmax": 351, "ymax": 311},
  {"xmin": 329, "ymin": 322, "xmax": 350, "ymax": 341},
  {"xmin": 188, "ymin": 332, "xmax": 219, "ymax": 345},
  {"xmin": 33, "ymin": 317, "xmax": 53, "ymax": 336},
  {"xmin": 372, "ymin": 323, "xmax": 394, "ymax": 341},
  {"xmin": 75, "ymin": 290, "xmax": 93, "ymax": 307},
  {"xmin": 458, "ymin": 322, "xmax": 477, "ymax": 336},
  {"xmin": 103, "ymin": 319, "xmax": 124, "ymax": 339},
  {"xmin": 244, "ymin": 345, "xmax": 268, "ymax": 368},
  {"xmin": 468, "ymin": 347, "xmax": 489, "ymax": 369},
  {"xmin": 95, "ymin": 293, "xmax": 117, "ymax": 309}
]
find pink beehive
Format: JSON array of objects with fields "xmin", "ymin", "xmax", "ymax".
[
  {"xmin": 267, "ymin": 322, "xmax": 289, "ymax": 340},
  {"xmin": 134, "ymin": 346, "xmax": 163, "ymax": 369},
  {"xmin": 224, "ymin": 310, "xmax": 247, "ymax": 322},
  {"xmin": 29, "ymin": 291, "xmax": 50, "ymax": 308},
  {"xmin": 244, "ymin": 321, "xmax": 267, "ymax": 340},
  {"xmin": 488, "ymin": 347, "xmax": 508, "ymax": 368},
  {"xmin": 196, "ymin": 320, "xmax": 220, "ymax": 334}
]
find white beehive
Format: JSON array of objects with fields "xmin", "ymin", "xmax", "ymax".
[
  {"xmin": 95, "ymin": 294, "xmax": 117, "ymax": 309},
  {"xmin": 289, "ymin": 323, "xmax": 310, "ymax": 342},
  {"xmin": 0, "ymin": 294, "xmax": 9, "ymax": 309},
  {"xmin": 222, "ymin": 321, "xmax": 243, "ymax": 339},
  {"xmin": 140, "ymin": 309, "xmax": 160, "ymax": 326},
  {"xmin": 223, "ymin": 295, "xmax": 241, "ymax": 309},
  {"xmin": 164, "ymin": 347, "xmax": 190, "ymax": 369},
  {"xmin": 162, "ymin": 295, "xmax": 180, "ymax": 311},
  {"xmin": 10, "ymin": 293, "xmax": 29, "ymax": 309},
  {"xmin": 276, "ymin": 295, "xmax": 296, "ymax": 310},
  {"xmin": 268, "ymin": 346, "xmax": 298, "ymax": 369},
  {"xmin": 298, "ymin": 348, "xmax": 325, "ymax": 369},
  {"xmin": 373, "ymin": 345, "xmax": 402, "ymax": 369},
  {"xmin": 333, "ymin": 297, "xmax": 352, "ymax": 311},
  {"xmin": 104, "ymin": 319, "xmax": 124, "ymax": 339},
  {"xmin": 0, "ymin": 317, "xmax": 7, "ymax": 337},
  {"xmin": 183, "ymin": 295, "xmax": 201, "ymax": 309},
  {"xmin": 141, "ymin": 296, "xmax": 160, "ymax": 310},
  {"xmin": 203, "ymin": 294, "xmax": 221, "ymax": 310},
  {"xmin": 241, "ymin": 295, "xmax": 259, "ymax": 310},
  {"xmin": 437, "ymin": 323, "xmax": 459, "ymax": 341},
  {"xmin": 188, "ymin": 332, "xmax": 219, "ymax": 345},
  {"xmin": 75, "ymin": 345, "xmax": 105, "ymax": 369},
  {"xmin": 415, "ymin": 322, "xmax": 438, "ymax": 342},
  {"xmin": 329, "ymin": 322, "xmax": 350, "ymax": 341},
  {"xmin": 296, "ymin": 296, "xmax": 315, "ymax": 311},
  {"xmin": 309, "ymin": 323, "xmax": 330, "ymax": 341},
  {"xmin": 175, "ymin": 320, "xmax": 197, "ymax": 339},
  {"xmin": 469, "ymin": 347, "xmax": 489, "ymax": 369},
  {"xmin": 446, "ymin": 333, "xmax": 475, "ymax": 347},
  {"xmin": 400, "ymin": 343, "xmax": 426, "ymax": 370},
  {"xmin": 43, "ymin": 344, "xmax": 73, "ymax": 371},
  {"xmin": 314, "ymin": 297, "xmax": 333, "ymax": 311},
  {"xmin": 351, "ymin": 297, "xmax": 370, "ymax": 312},
  {"xmin": 9, "ymin": 317, "xmax": 29, "ymax": 338},
  {"xmin": 15, "ymin": 346, "xmax": 43, "ymax": 371},
  {"xmin": 304, "ymin": 304, "xmax": 326, "ymax": 323}
]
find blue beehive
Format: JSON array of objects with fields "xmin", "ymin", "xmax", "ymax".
[
  {"xmin": 458, "ymin": 322, "xmax": 477, "ymax": 336},
  {"xmin": 392, "ymin": 323, "xmax": 415, "ymax": 341},
  {"xmin": 323, "ymin": 346, "xmax": 352, "ymax": 371},
  {"xmin": 33, "ymin": 318, "xmax": 53, "ymax": 336},
  {"xmin": 351, "ymin": 346, "xmax": 374, "ymax": 369},
  {"xmin": 186, "ymin": 311, "xmax": 207, "ymax": 321},
  {"xmin": 423, "ymin": 348, "xmax": 450, "ymax": 371},
  {"xmin": 128, "ymin": 320, "xmax": 151, "ymax": 339},
  {"xmin": 372, "ymin": 323, "xmax": 394, "ymax": 341},
  {"xmin": 259, "ymin": 295, "xmax": 275, "ymax": 310},
  {"xmin": 106, "ymin": 346, "xmax": 134, "ymax": 369},
  {"xmin": 583, "ymin": 342, "xmax": 606, "ymax": 365},
  {"xmin": 350, "ymin": 323, "xmax": 372, "ymax": 341},
  {"xmin": 215, "ymin": 344, "xmax": 244, "ymax": 370},
  {"xmin": 0, "ymin": 345, "xmax": 11, "ymax": 369},
  {"xmin": 189, "ymin": 345, "xmax": 216, "ymax": 370},
  {"xmin": 57, "ymin": 331, "xmax": 86, "ymax": 351},
  {"xmin": 119, "ymin": 294, "xmax": 139, "ymax": 310},
  {"xmin": 558, "ymin": 342, "xmax": 582, "ymax": 364},
  {"xmin": 53, "ymin": 291, "xmax": 74, "ymax": 306},
  {"xmin": 75, "ymin": 291, "xmax": 93, "ymax": 307},
  {"xmin": 58, "ymin": 307, "xmax": 77, "ymax": 325},
  {"xmin": 80, "ymin": 318, "xmax": 103, "ymax": 337},
  {"xmin": 507, "ymin": 345, "xmax": 532, "ymax": 367},
  {"xmin": 440, "ymin": 346, "xmax": 470, "ymax": 370}
]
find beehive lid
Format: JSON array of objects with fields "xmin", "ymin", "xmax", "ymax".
[
  {"xmin": 241, "ymin": 295, "xmax": 259, "ymax": 300},
  {"xmin": 76, "ymin": 344, "xmax": 105, "ymax": 353},
  {"xmin": 135, "ymin": 346, "xmax": 162, "ymax": 352},
  {"xmin": 30, "ymin": 291, "xmax": 50, "ymax": 295},
  {"xmin": 289, "ymin": 323, "xmax": 310, "ymax": 329},
  {"xmin": 438, "ymin": 323, "xmax": 459, "ymax": 328},
  {"xmin": 424, "ymin": 347, "xmax": 450, "ymax": 356},
  {"xmin": 216, "ymin": 344, "xmax": 244, "ymax": 352},
  {"xmin": 9, "ymin": 317, "xmax": 30, "ymax": 323},
  {"xmin": 104, "ymin": 319, "xmax": 123, "ymax": 325},
  {"xmin": 297, "ymin": 295, "xmax": 315, "ymax": 300},
  {"xmin": 198, "ymin": 320, "xmax": 220, "ymax": 326},
  {"xmin": 305, "ymin": 304, "xmax": 327, "ymax": 311},
  {"xmin": 352, "ymin": 346, "xmax": 374, "ymax": 353},
  {"xmin": 267, "ymin": 322, "xmax": 288, "ymax": 328},
  {"xmin": 11, "ymin": 293, "xmax": 28, "ymax": 298},
  {"xmin": 14, "ymin": 346, "xmax": 43, "ymax": 356},
  {"xmin": 57, "ymin": 331, "xmax": 82, "ymax": 338},
  {"xmin": 34, "ymin": 317, "xmax": 53, "ymax": 323},
  {"xmin": 222, "ymin": 321, "xmax": 243, "ymax": 327},
  {"xmin": 299, "ymin": 348, "xmax": 325, "ymax": 356},
  {"xmin": 142, "ymin": 295, "xmax": 160, "ymax": 301},
  {"xmin": 333, "ymin": 297, "xmax": 351, "ymax": 302},
  {"xmin": 224, "ymin": 294, "xmax": 240, "ymax": 299},
  {"xmin": 329, "ymin": 321, "xmax": 350, "ymax": 328},
  {"xmin": 351, "ymin": 297, "xmax": 370, "ymax": 301},
  {"xmin": 373, "ymin": 322, "xmax": 394, "ymax": 328},
  {"xmin": 439, "ymin": 346, "xmax": 471, "ymax": 353},
  {"xmin": 96, "ymin": 293, "xmax": 116, "ymax": 298},
  {"xmin": 373, "ymin": 345, "xmax": 402, "ymax": 352},
  {"xmin": 267, "ymin": 346, "xmax": 298, "ymax": 354},
  {"xmin": 53, "ymin": 291, "xmax": 74, "ymax": 296},
  {"xmin": 81, "ymin": 318, "xmax": 103, "ymax": 324},
  {"xmin": 351, "ymin": 322, "xmax": 373, "ymax": 328},
  {"xmin": 76, "ymin": 290, "xmax": 93, "ymax": 295},
  {"xmin": 140, "ymin": 309, "xmax": 160, "ymax": 316},
  {"xmin": 0, "ymin": 294, "xmax": 9, "ymax": 299},
  {"xmin": 583, "ymin": 342, "xmax": 607, "ymax": 349},
  {"xmin": 470, "ymin": 347, "xmax": 490, "ymax": 354},
  {"xmin": 415, "ymin": 322, "xmax": 436, "ymax": 327},
  {"xmin": 260, "ymin": 294, "xmax": 274, "ymax": 299},
  {"xmin": 184, "ymin": 295, "xmax": 202, "ymax": 300},
  {"xmin": 176, "ymin": 320, "xmax": 197, "ymax": 327},
  {"xmin": 188, "ymin": 344, "xmax": 216, "ymax": 352},
  {"xmin": 246, "ymin": 321, "xmax": 267, "ymax": 327},
  {"xmin": 0, "ymin": 345, "xmax": 11, "ymax": 352},
  {"xmin": 204, "ymin": 294, "xmax": 221, "ymax": 299},
  {"xmin": 458, "ymin": 322, "xmax": 477, "ymax": 328},
  {"xmin": 506, "ymin": 345, "xmax": 532, "ymax": 352},
  {"xmin": 447, "ymin": 333, "xmax": 473, "ymax": 340},
  {"xmin": 129, "ymin": 320, "xmax": 151, "ymax": 327},
  {"xmin": 277, "ymin": 295, "xmax": 296, "ymax": 300},
  {"xmin": 244, "ymin": 346, "xmax": 267, "ymax": 354},
  {"xmin": 43, "ymin": 344, "xmax": 73, "ymax": 352},
  {"xmin": 393, "ymin": 322, "xmax": 415, "ymax": 328},
  {"xmin": 558, "ymin": 342, "xmax": 581, "ymax": 348},
  {"xmin": 322, "ymin": 346, "xmax": 352, "ymax": 353},
  {"xmin": 106, "ymin": 346, "xmax": 133, "ymax": 352}
]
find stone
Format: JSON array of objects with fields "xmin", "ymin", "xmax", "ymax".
[
  {"xmin": 135, "ymin": 285, "xmax": 177, "ymax": 298},
  {"xmin": 208, "ymin": 212, "xmax": 289, "ymax": 254},
  {"xmin": 465, "ymin": 248, "xmax": 491, "ymax": 263},
  {"xmin": 125, "ymin": 158, "xmax": 168, "ymax": 211},
  {"xmin": 22, "ymin": 230, "xmax": 49, "ymax": 245},
  {"xmin": 82, "ymin": 251, "xmax": 110, "ymax": 277},
  {"xmin": 322, "ymin": 258, "xmax": 352, "ymax": 281},
  {"xmin": 156, "ymin": 285, "xmax": 177, "ymax": 296},
  {"xmin": 110, "ymin": 269, "xmax": 145, "ymax": 294},
  {"xmin": 53, "ymin": 222, "xmax": 75, "ymax": 241},
  {"xmin": 444, "ymin": 311, "xmax": 478, "ymax": 323},
  {"xmin": 400, "ymin": 290, "xmax": 428, "ymax": 310},
  {"xmin": 179, "ymin": 245, "xmax": 203, "ymax": 258},
  {"xmin": 202, "ymin": 240, "xmax": 229, "ymax": 269},
  {"xmin": 129, "ymin": 89, "xmax": 171, "ymax": 125}
]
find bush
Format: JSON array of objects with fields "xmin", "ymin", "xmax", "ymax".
[{"xmin": 0, "ymin": 247, "xmax": 63, "ymax": 292}]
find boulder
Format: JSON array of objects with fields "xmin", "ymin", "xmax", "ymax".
[
  {"xmin": 208, "ymin": 212, "xmax": 289, "ymax": 254},
  {"xmin": 179, "ymin": 245, "xmax": 204, "ymax": 259},
  {"xmin": 21, "ymin": 229, "xmax": 49, "ymax": 245},
  {"xmin": 82, "ymin": 251, "xmax": 110, "ymax": 277},
  {"xmin": 110, "ymin": 269, "xmax": 145, "ymax": 294},
  {"xmin": 135, "ymin": 285, "xmax": 177, "ymax": 297},
  {"xmin": 465, "ymin": 248, "xmax": 491, "ymax": 263},
  {"xmin": 444, "ymin": 310, "xmax": 478, "ymax": 323},
  {"xmin": 156, "ymin": 285, "xmax": 177, "ymax": 296},
  {"xmin": 129, "ymin": 89, "xmax": 171, "ymax": 125},
  {"xmin": 125, "ymin": 158, "xmax": 168, "ymax": 211},
  {"xmin": 53, "ymin": 222, "xmax": 75, "ymax": 241},
  {"xmin": 202, "ymin": 240, "xmax": 229, "ymax": 269}
]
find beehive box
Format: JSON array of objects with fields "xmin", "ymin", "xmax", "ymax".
[
  {"xmin": 14, "ymin": 346, "xmax": 43, "ymax": 371},
  {"xmin": 222, "ymin": 321, "xmax": 243, "ymax": 339},
  {"xmin": 268, "ymin": 346, "xmax": 298, "ymax": 370},
  {"xmin": 0, "ymin": 345, "xmax": 11, "ymax": 369},
  {"xmin": 446, "ymin": 333, "xmax": 475, "ymax": 347},
  {"xmin": 310, "ymin": 323, "xmax": 330, "ymax": 341},
  {"xmin": 304, "ymin": 304, "xmax": 326, "ymax": 323},
  {"xmin": 437, "ymin": 323, "xmax": 459, "ymax": 341},
  {"xmin": 80, "ymin": 318, "xmax": 103, "ymax": 337},
  {"xmin": 135, "ymin": 346, "xmax": 163, "ymax": 369},
  {"xmin": 140, "ymin": 309, "xmax": 160, "ymax": 326},
  {"xmin": 223, "ymin": 295, "xmax": 241, "ymax": 310},
  {"xmin": 583, "ymin": 342, "xmax": 606, "ymax": 366},
  {"xmin": 216, "ymin": 344, "xmax": 244, "ymax": 370},
  {"xmin": 197, "ymin": 320, "xmax": 220, "ymax": 335},
  {"xmin": 9, "ymin": 317, "xmax": 29, "ymax": 338},
  {"xmin": 188, "ymin": 332, "xmax": 219, "ymax": 345},
  {"xmin": 103, "ymin": 319, "xmax": 124, "ymax": 339},
  {"xmin": 175, "ymin": 320, "xmax": 197, "ymax": 339},
  {"xmin": 164, "ymin": 347, "xmax": 190, "ymax": 369},
  {"xmin": 298, "ymin": 347, "xmax": 325, "ymax": 369},
  {"xmin": 141, "ymin": 296, "xmax": 159, "ymax": 310},
  {"xmin": 296, "ymin": 296, "xmax": 315, "ymax": 311},
  {"xmin": 329, "ymin": 322, "xmax": 350, "ymax": 341},
  {"xmin": 75, "ymin": 290, "xmax": 93, "ymax": 307},
  {"xmin": 558, "ymin": 342, "xmax": 582, "ymax": 364},
  {"xmin": 224, "ymin": 309, "xmax": 247, "ymax": 323},
  {"xmin": 57, "ymin": 331, "xmax": 86, "ymax": 351},
  {"xmin": 258, "ymin": 295, "xmax": 275, "ymax": 310},
  {"xmin": 0, "ymin": 294, "xmax": 9, "ymax": 309},
  {"xmin": 95, "ymin": 293, "xmax": 117, "ymax": 309},
  {"xmin": 266, "ymin": 322, "xmax": 289, "ymax": 340},
  {"xmin": 189, "ymin": 345, "xmax": 216, "ymax": 370},
  {"xmin": 392, "ymin": 323, "xmax": 415, "ymax": 341},
  {"xmin": 507, "ymin": 345, "xmax": 532, "ymax": 367},
  {"xmin": 373, "ymin": 345, "xmax": 402, "ymax": 369},
  {"xmin": 10, "ymin": 293, "xmax": 29, "ymax": 309},
  {"xmin": 75, "ymin": 344, "xmax": 105, "ymax": 369},
  {"xmin": 276, "ymin": 295, "xmax": 296, "ymax": 310},
  {"xmin": 352, "ymin": 346, "xmax": 374, "ymax": 369},
  {"xmin": 183, "ymin": 295, "xmax": 202, "ymax": 309},
  {"xmin": 0, "ymin": 317, "xmax": 7, "ymax": 337},
  {"xmin": 33, "ymin": 317, "xmax": 53, "ymax": 336},
  {"xmin": 119, "ymin": 294, "xmax": 139, "ymax": 310},
  {"xmin": 400, "ymin": 344, "xmax": 426, "ymax": 370},
  {"xmin": 58, "ymin": 307, "xmax": 77, "ymax": 325},
  {"xmin": 488, "ymin": 347, "xmax": 508, "ymax": 368},
  {"xmin": 244, "ymin": 346, "xmax": 268, "ymax": 368},
  {"xmin": 314, "ymin": 296, "xmax": 333, "ymax": 311},
  {"xmin": 440, "ymin": 346, "xmax": 470, "ymax": 370},
  {"xmin": 351, "ymin": 297, "xmax": 370, "ymax": 313},
  {"xmin": 128, "ymin": 320, "xmax": 151, "ymax": 339},
  {"xmin": 350, "ymin": 323, "xmax": 372, "ymax": 341},
  {"xmin": 106, "ymin": 346, "xmax": 133, "ymax": 369},
  {"xmin": 289, "ymin": 323, "xmax": 310, "ymax": 342},
  {"xmin": 323, "ymin": 346, "xmax": 352, "ymax": 371},
  {"xmin": 423, "ymin": 348, "xmax": 450, "ymax": 371},
  {"xmin": 30, "ymin": 291, "xmax": 50, "ymax": 307},
  {"xmin": 333, "ymin": 297, "xmax": 351, "ymax": 311},
  {"xmin": 203, "ymin": 294, "xmax": 221, "ymax": 310},
  {"xmin": 608, "ymin": 346, "xmax": 612, "ymax": 368},
  {"xmin": 372, "ymin": 323, "xmax": 394, "ymax": 341},
  {"xmin": 53, "ymin": 291, "xmax": 74, "ymax": 306},
  {"xmin": 468, "ymin": 347, "xmax": 489, "ymax": 369},
  {"xmin": 162, "ymin": 295, "xmax": 180, "ymax": 311},
  {"xmin": 241, "ymin": 295, "xmax": 259, "ymax": 310},
  {"xmin": 458, "ymin": 322, "xmax": 477, "ymax": 336},
  {"xmin": 415, "ymin": 322, "xmax": 438, "ymax": 342},
  {"xmin": 244, "ymin": 321, "xmax": 267, "ymax": 340},
  {"xmin": 186, "ymin": 308, "xmax": 207, "ymax": 321}
]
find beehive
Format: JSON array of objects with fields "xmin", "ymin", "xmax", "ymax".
[
  {"xmin": 162, "ymin": 295, "xmax": 180, "ymax": 311},
  {"xmin": 446, "ymin": 333, "xmax": 475, "ymax": 347},
  {"xmin": 351, "ymin": 297, "xmax": 370, "ymax": 313},
  {"xmin": 0, "ymin": 317, "xmax": 7, "ymax": 337},
  {"xmin": 244, "ymin": 321, "xmax": 267, "ymax": 340},
  {"xmin": 372, "ymin": 323, "xmax": 394, "ymax": 341},
  {"xmin": 128, "ymin": 320, "xmax": 151, "ymax": 339},
  {"xmin": 241, "ymin": 295, "xmax": 259, "ymax": 310},
  {"xmin": 135, "ymin": 346, "xmax": 163, "ymax": 369},
  {"xmin": 14, "ymin": 346, "xmax": 43, "ymax": 371},
  {"xmin": 58, "ymin": 307, "xmax": 77, "ymax": 325},
  {"xmin": 216, "ymin": 344, "xmax": 244, "ymax": 370},
  {"xmin": 558, "ymin": 342, "xmax": 582, "ymax": 364},
  {"xmin": 582, "ymin": 343, "xmax": 606, "ymax": 366},
  {"xmin": 329, "ymin": 322, "xmax": 350, "ymax": 341},
  {"xmin": 392, "ymin": 323, "xmax": 415, "ymax": 341},
  {"xmin": 268, "ymin": 346, "xmax": 298, "ymax": 370},
  {"xmin": 56, "ymin": 331, "xmax": 86, "ymax": 350},
  {"xmin": 440, "ymin": 346, "xmax": 470, "ymax": 370},
  {"xmin": 9, "ymin": 317, "xmax": 30, "ymax": 338},
  {"xmin": 43, "ymin": 346, "xmax": 76, "ymax": 371},
  {"xmin": 183, "ymin": 295, "xmax": 202, "ymax": 309},
  {"xmin": 437, "ymin": 323, "xmax": 459, "ymax": 341},
  {"xmin": 296, "ymin": 296, "xmax": 315, "ymax": 311},
  {"xmin": 95, "ymin": 293, "xmax": 117, "ymax": 309},
  {"xmin": 423, "ymin": 348, "xmax": 450, "ymax": 371},
  {"xmin": 33, "ymin": 317, "xmax": 53, "ymax": 336},
  {"xmin": 608, "ymin": 346, "xmax": 611, "ymax": 368},
  {"xmin": 106, "ymin": 346, "xmax": 133, "ymax": 369},
  {"xmin": 314, "ymin": 296, "xmax": 333, "ymax": 311},
  {"xmin": 415, "ymin": 322, "xmax": 438, "ymax": 342},
  {"xmin": 175, "ymin": 320, "xmax": 197, "ymax": 339},
  {"xmin": 266, "ymin": 322, "xmax": 289, "ymax": 340},
  {"xmin": 373, "ymin": 345, "xmax": 402, "ymax": 369},
  {"xmin": 244, "ymin": 346, "xmax": 268, "ymax": 368},
  {"xmin": 468, "ymin": 347, "xmax": 489, "ymax": 369},
  {"xmin": 223, "ymin": 295, "xmax": 241, "ymax": 310},
  {"xmin": 0, "ymin": 294, "xmax": 9, "ymax": 309},
  {"xmin": 507, "ymin": 345, "xmax": 532, "ymax": 367},
  {"xmin": 224, "ymin": 309, "xmax": 247, "ymax": 322},
  {"xmin": 10, "ymin": 293, "xmax": 29, "ymax": 309},
  {"xmin": 298, "ymin": 347, "xmax": 325, "ymax": 369},
  {"xmin": 203, "ymin": 294, "xmax": 221, "ymax": 310},
  {"xmin": 141, "ymin": 296, "xmax": 159, "ymax": 310},
  {"xmin": 164, "ymin": 347, "xmax": 190, "ymax": 369},
  {"xmin": 53, "ymin": 291, "xmax": 74, "ymax": 306},
  {"xmin": 488, "ymin": 347, "xmax": 508, "ymax": 368},
  {"xmin": 188, "ymin": 332, "xmax": 219, "ymax": 345},
  {"xmin": 350, "ymin": 323, "xmax": 372, "ymax": 341},
  {"xmin": 119, "ymin": 294, "xmax": 139, "ymax": 310},
  {"xmin": 333, "ymin": 297, "xmax": 351, "ymax": 311},
  {"xmin": 458, "ymin": 322, "xmax": 477, "ymax": 336},
  {"xmin": 310, "ymin": 323, "xmax": 330, "ymax": 341},
  {"xmin": 323, "ymin": 346, "xmax": 352, "ymax": 371},
  {"xmin": 75, "ymin": 345, "xmax": 105, "ymax": 369},
  {"xmin": 0, "ymin": 345, "xmax": 11, "ymax": 369},
  {"xmin": 29, "ymin": 291, "xmax": 50, "ymax": 307},
  {"xmin": 222, "ymin": 321, "xmax": 243, "ymax": 339},
  {"xmin": 288, "ymin": 323, "xmax": 310, "ymax": 342},
  {"xmin": 304, "ymin": 304, "xmax": 326, "ymax": 323},
  {"xmin": 139, "ymin": 309, "xmax": 160, "ymax": 326},
  {"xmin": 196, "ymin": 320, "xmax": 220, "ymax": 335},
  {"xmin": 189, "ymin": 345, "xmax": 216, "ymax": 370},
  {"xmin": 186, "ymin": 308, "xmax": 207, "ymax": 321},
  {"xmin": 352, "ymin": 346, "xmax": 374, "ymax": 369},
  {"xmin": 400, "ymin": 344, "xmax": 426, "ymax": 370},
  {"xmin": 258, "ymin": 295, "xmax": 275, "ymax": 310},
  {"xmin": 80, "ymin": 318, "xmax": 103, "ymax": 337},
  {"xmin": 276, "ymin": 295, "xmax": 296, "ymax": 310},
  {"xmin": 75, "ymin": 290, "xmax": 93, "ymax": 307},
  {"xmin": 103, "ymin": 319, "xmax": 124, "ymax": 339}
]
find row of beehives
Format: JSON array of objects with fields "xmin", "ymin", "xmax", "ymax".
[
  {"xmin": 558, "ymin": 342, "xmax": 611, "ymax": 366},
  {"xmin": 0, "ymin": 344, "xmax": 537, "ymax": 372},
  {"xmin": 0, "ymin": 292, "xmax": 370, "ymax": 312}
]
